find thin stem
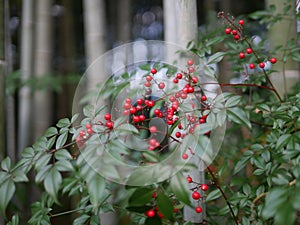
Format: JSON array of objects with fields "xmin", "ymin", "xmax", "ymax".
[
  {"xmin": 205, "ymin": 163, "xmax": 239, "ymax": 225},
  {"xmin": 49, "ymin": 208, "xmax": 85, "ymax": 218}
]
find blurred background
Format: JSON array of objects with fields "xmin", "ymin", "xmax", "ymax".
[
  {"xmin": 1, "ymin": 0, "xmax": 298, "ymax": 224},
  {"xmin": 1, "ymin": 0, "xmax": 265, "ymax": 161}
]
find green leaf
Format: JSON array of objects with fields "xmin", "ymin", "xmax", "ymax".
[
  {"xmin": 87, "ymin": 173, "xmax": 106, "ymax": 208},
  {"xmin": 35, "ymin": 165, "xmax": 52, "ymax": 183},
  {"xmin": 262, "ymin": 187, "xmax": 288, "ymax": 219},
  {"xmin": 71, "ymin": 113, "xmax": 79, "ymax": 124},
  {"xmin": 0, "ymin": 178, "xmax": 15, "ymax": 215},
  {"xmin": 44, "ymin": 166, "xmax": 62, "ymax": 202},
  {"xmin": 274, "ymin": 203, "xmax": 294, "ymax": 225},
  {"xmin": 35, "ymin": 153, "xmax": 52, "ymax": 170},
  {"xmin": 225, "ymin": 95, "xmax": 242, "ymax": 108},
  {"xmin": 157, "ymin": 192, "xmax": 174, "ymax": 220},
  {"xmin": 227, "ymin": 107, "xmax": 252, "ymax": 129},
  {"xmin": 128, "ymin": 187, "xmax": 154, "ymax": 206},
  {"xmin": 54, "ymin": 149, "xmax": 73, "ymax": 160},
  {"xmin": 233, "ymin": 156, "xmax": 251, "ymax": 174},
  {"xmin": 205, "ymin": 188, "xmax": 222, "ymax": 202},
  {"xmin": 56, "ymin": 132, "xmax": 68, "ymax": 149},
  {"xmin": 6, "ymin": 214, "xmax": 19, "ymax": 225},
  {"xmin": 55, "ymin": 160, "xmax": 74, "ymax": 172},
  {"xmin": 56, "ymin": 118, "xmax": 71, "ymax": 128},
  {"xmin": 12, "ymin": 170, "xmax": 28, "ymax": 182},
  {"xmin": 1, "ymin": 157, "xmax": 11, "ymax": 172},
  {"xmin": 44, "ymin": 127, "xmax": 58, "ymax": 137},
  {"xmin": 276, "ymin": 134, "xmax": 292, "ymax": 150},
  {"xmin": 83, "ymin": 105, "xmax": 94, "ymax": 118},
  {"xmin": 207, "ymin": 52, "xmax": 226, "ymax": 64},
  {"xmin": 73, "ymin": 214, "xmax": 90, "ymax": 225},
  {"xmin": 170, "ymin": 172, "xmax": 191, "ymax": 206}
]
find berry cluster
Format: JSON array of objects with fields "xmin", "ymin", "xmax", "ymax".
[
  {"xmin": 221, "ymin": 12, "xmax": 278, "ymax": 71},
  {"xmin": 186, "ymin": 175, "xmax": 209, "ymax": 213},
  {"xmin": 144, "ymin": 191, "xmax": 180, "ymax": 219}
]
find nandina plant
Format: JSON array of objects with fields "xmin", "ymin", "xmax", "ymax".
[{"xmin": 1, "ymin": 8, "xmax": 300, "ymax": 225}]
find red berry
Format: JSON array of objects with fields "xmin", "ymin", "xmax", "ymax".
[
  {"xmin": 181, "ymin": 93, "xmax": 187, "ymax": 99},
  {"xmin": 201, "ymin": 184, "xmax": 209, "ymax": 191},
  {"xmin": 187, "ymin": 59, "xmax": 194, "ymax": 66},
  {"xmin": 146, "ymin": 75, "xmax": 152, "ymax": 81},
  {"xmin": 173, "ymin": 208, "xmax": 179, "ymax": 213},
  {"xmin": 195, "ymin": 206, "xmax": 202, "ymax": 213},
  {"xmin": 133, "ymin": 116, "xmax": 140, "ymax": 123},
  {"xmin": 188, "ymin": 86, "xmax": 194, "ymax": 93},
  {"xmin": 154, "ymin": 109, "xmax": 160, "ymax": 115},
  {"xmin": 144, "ymin": 81, "xmax": 151, "ymax": 87},
  {"xmin": 137, "ymin": 98, "xmax": 143, "ymax": 105},
  {"xmin": 86, "ymin": 123, "xmax": 92, "ymax": 129},
  {"xmin": 123, "ymin": 110, "xmax": 129, "ymax": 115},
  {"xmin": 239, "ymin": 52, "xmax": 245, "ymax": 59},
  {"xmin": 225, "ymin": 28, "xmax": 231, "ymax": 34},
  {"xmin": 139, "ymin": 114, "xmax": 146, "ymax": 122},
  {"xmin": 149, "ymin": 126, "xmax": 157, "ymax": 133},
  {"xmin": 176, "ymin": 73, "xmax": 183, "ymax": 79},
  {"xmin": 201, "ymin": 95, "xmax": 207, "ymax": 101},
  {"xmin": 199, "ymin": 118, "xmax": 205, "ymax": 124},
  {"xmin": 175, "ymin": 132, "xmax": 181, "ymax": 138},
  {"xmin": 249, "ymin": 63, "xmax": 255, "ymax": 69},
  {"xmin": 157, "ymin": 211, "xmax": 164, "ymax": 218},
  {"xmin": 79, "ymin": 130, "xmax": 85, "ymax": 137},
  {"xmin": 234, "ymin": 34, "xmax": 240, "ymax": 40},
  {"xmin": 270, "ymin": 57, "xmax": 277, "ymax": 64},
  {"xmin": 187, "ymin": 176, "xmax": 193, "ymax": 183},
  {"xmin": 106, "ymin": 121, "xmax": 113, "ymax": 129},
  {"xmin": 151, "ymin": 68, "xmax": 157, "ymax": 74},
  {"xmin": 246, "ymin": 48, "xmax": 253, "ymax": 54},
  {"xmin": 192, "ymin": 191, "xmax": 201, "ymax": 200},
  {"xmin": 152, "ymin": 192, "xmax": 157, "ymax": 198},
  {"xmin": 259, "ymin": 62, "xmax": 265, "ymax": 68},
  {"xmin": 104, "ymin": 113, "xmax": 111, "ymax": 120},
  {"xmin": 191, "ymin": 76, "xmax": 198, "ymax": 83},
  {"xmin": 129, "ymin": 107, "xmax": 137, "ymax": 114},
  {"xmin": 169, "ymin": 96, "xmax": 176, "ymax": 102},
  {"xmin": 146, "ymin": 209, "xmax": 156, "ymax": 218},
  {"xmin": 125, "ymin": 98, "xmax": 131, "ymax": 103},
  {"xmin": 158, "ymin": 82, "xmax": 165, "ymax": 89},
  {"xmin": 238, "ymin": 19, "xmax": 245, "ymax": 26},
  {"xmin": 182, "ymin": 153, "xmax": 188, "ymax": 159},
  {"xmin": 173, "ymin": 78, "xmax": 179, "ymax": 83},
  {"xmin": 231, "ymin": 29, "xmax": 238, "ymax": 35},
  {"xmin": 124, "ymin": 102, "xmax": 131, "ymax": 109},
  {"xmin": 87, "ymin": 128, "xmax": 93, "ymax": 135},
  {"xmin": 147, "ymin": 100, "xmax": 154, "ymax": 107},
  {"xmin": 188, "ymin": 67, "xmax": 195, "ymax": 73}
]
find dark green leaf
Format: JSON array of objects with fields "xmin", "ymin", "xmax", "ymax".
[
  {"xmin": 170, "ymin": 172, "xmax": 191, "ymax": 206},
  {"xmin": 157, "ymin": 192, "xmax": 174, "ymax": 220},
  {"xmin": 128, "ymin": 187, "xmax": 154, "ymax": 206}
]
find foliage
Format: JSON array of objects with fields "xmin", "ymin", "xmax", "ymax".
[{"xmin": 1, "ymin": 3, "xmax": 300, "ymax": 225}]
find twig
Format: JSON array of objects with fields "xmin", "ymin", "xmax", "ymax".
[{"xmin": 205, "ymin": 162, "xmax": 239, "ymax": 225}]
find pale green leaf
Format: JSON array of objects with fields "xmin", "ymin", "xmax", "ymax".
[{"xmin": 44, "ymin": 166, "xmax": 62, "ymax": 202}]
